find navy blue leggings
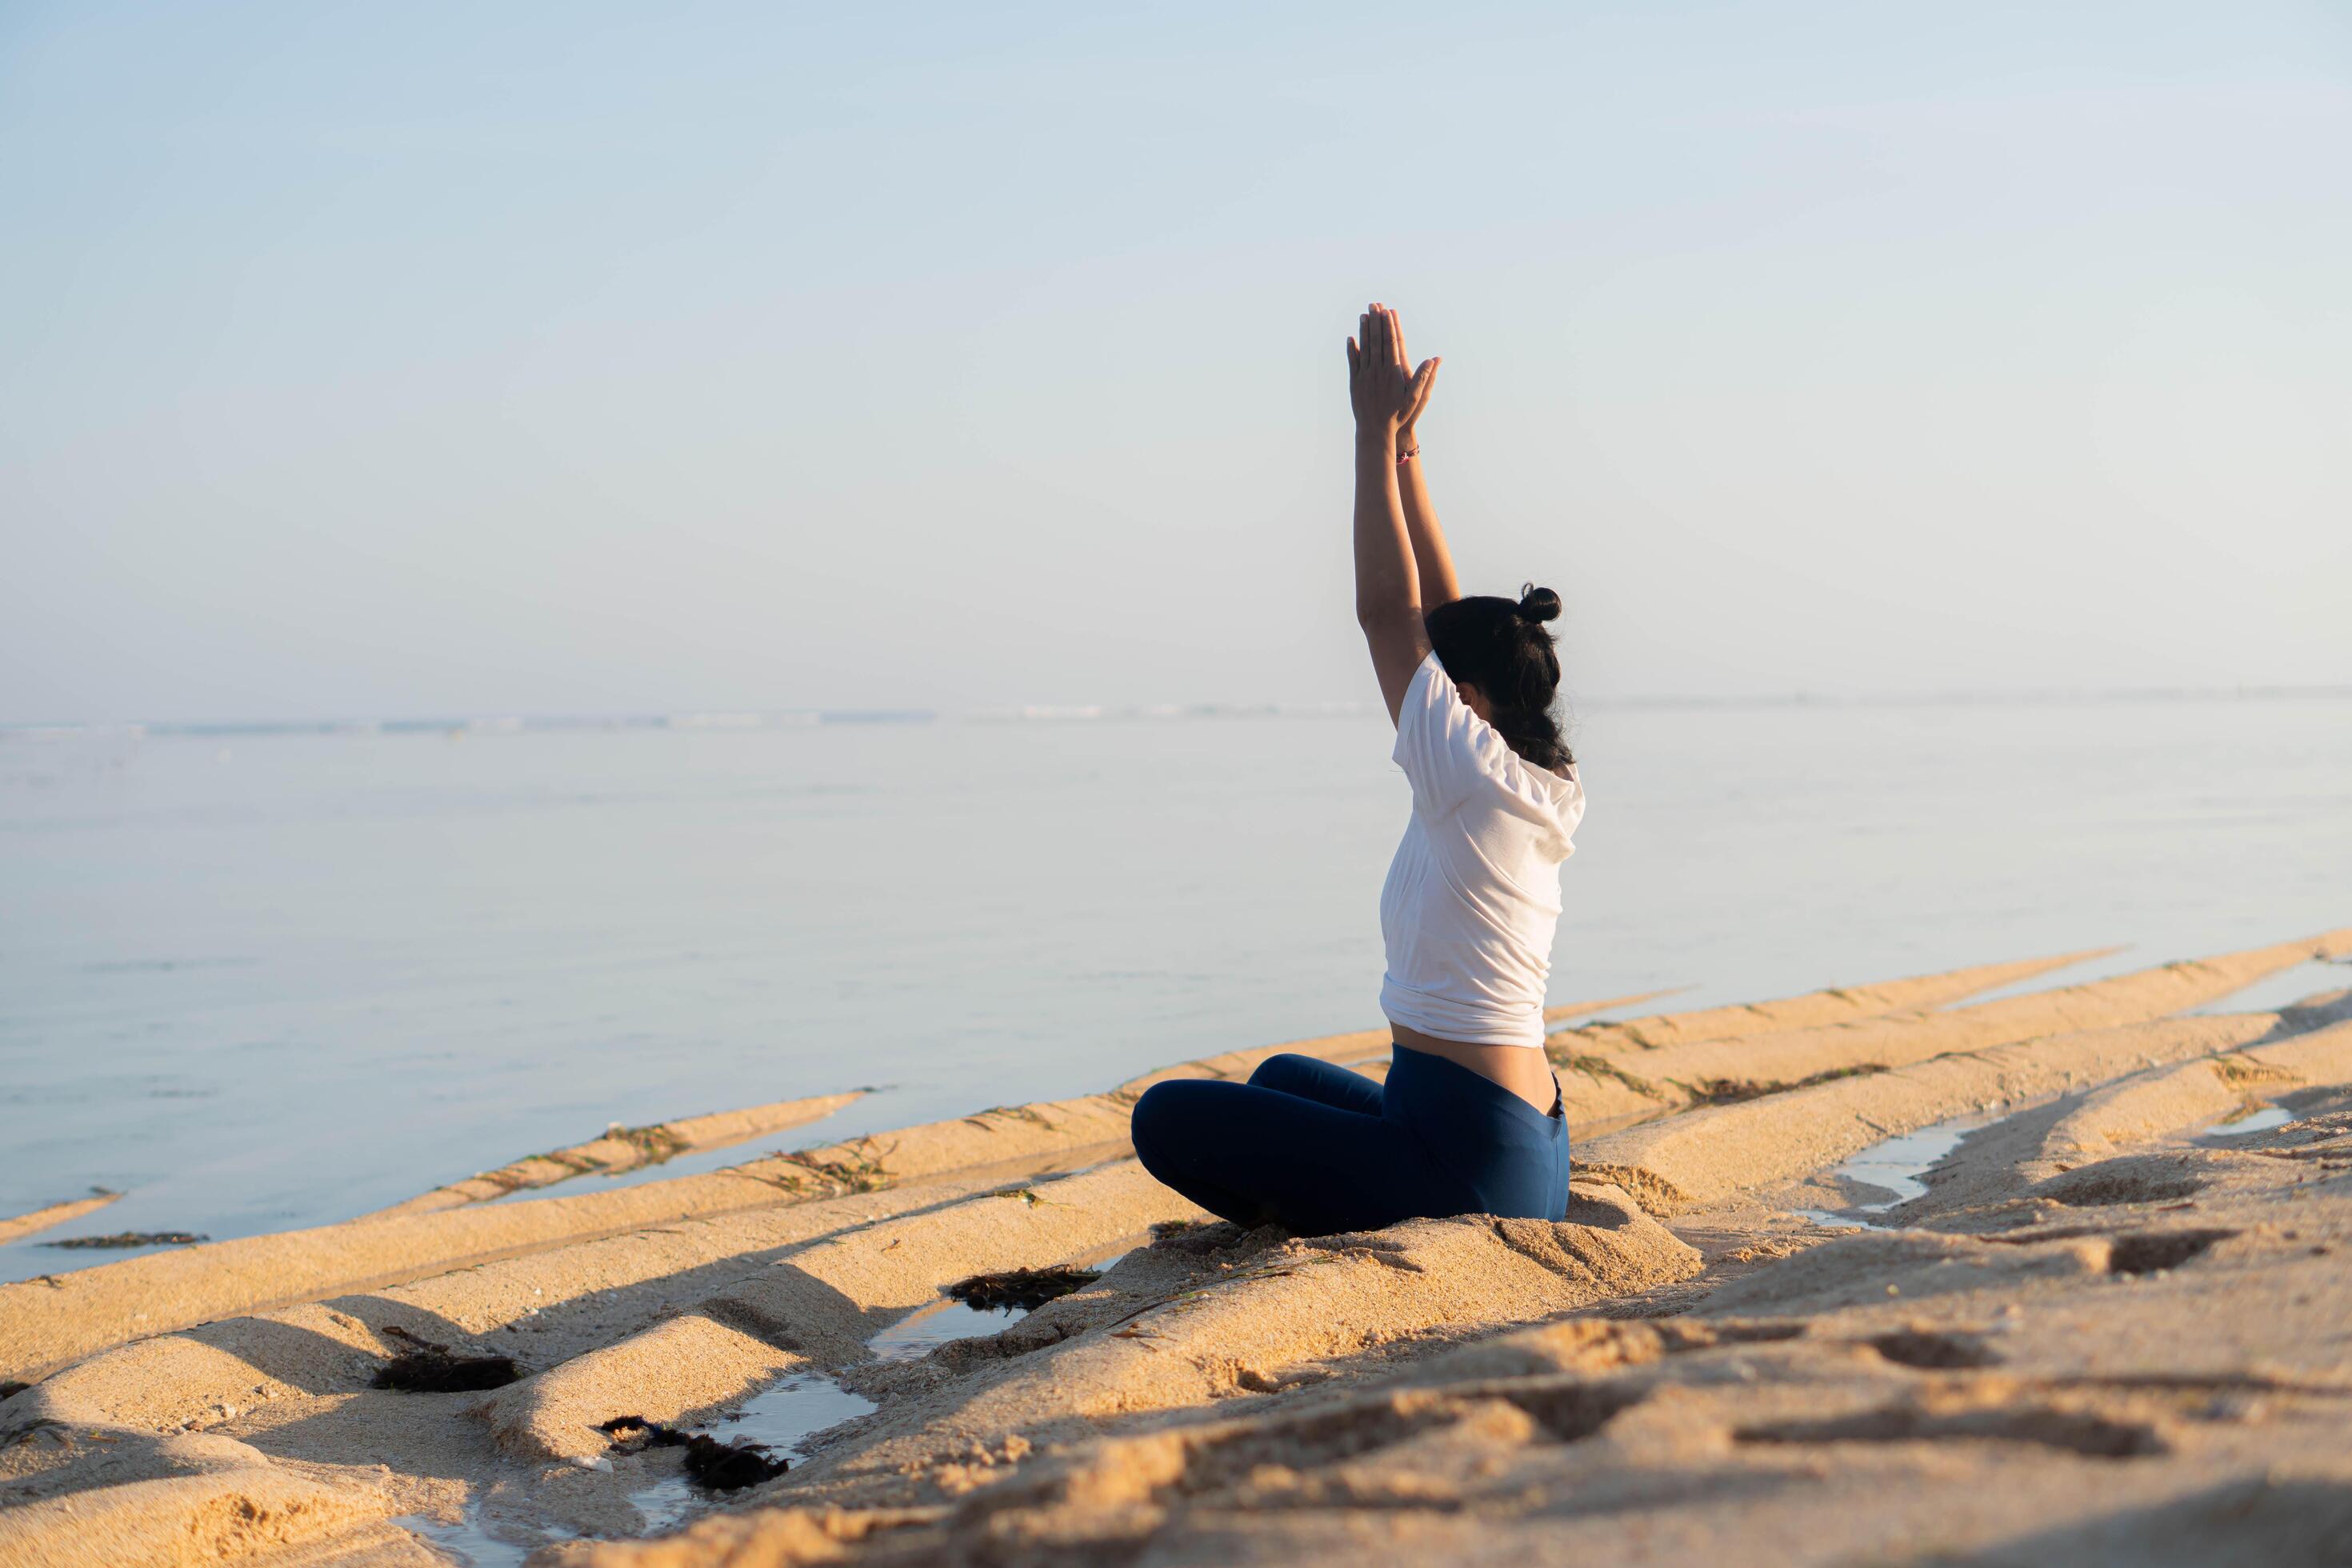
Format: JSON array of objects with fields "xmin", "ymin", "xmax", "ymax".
[{"xmin": 1129, "ymin": 1045, "xmax": 1571, "ymax": 1237}]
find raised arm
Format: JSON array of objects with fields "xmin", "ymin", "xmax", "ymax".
[
  {"xmin": 1348, "ymin": 302, "xmax": 1438, "ymax": 723},
  {"xmin": 1388, "ymin": 310, "xmax": 1461, "ymax": 609}
]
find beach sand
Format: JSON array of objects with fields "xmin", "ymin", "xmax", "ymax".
[{"xmin": 3, "ymin": 930, "xmax": 2350, "ymax": 1566}]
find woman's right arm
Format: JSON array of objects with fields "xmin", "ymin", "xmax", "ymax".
[
  {"xmin": 1350, "ymin": 304, "xmax": 1437, "ymax": 724},
  {"xmin": 1388, "ymin": 311, "xmax": 1462, "ymax": 610}
]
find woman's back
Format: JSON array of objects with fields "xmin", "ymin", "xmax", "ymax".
[
  {"xmin": 1127, "ymin": 301, "xmax": 1580, "ymax": 1237},
  {"xmin": 1379, "ymin": 649, "xmax": 1584, "ymax": 1051}
]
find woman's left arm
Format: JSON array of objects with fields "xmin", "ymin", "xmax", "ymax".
[{"xmin": 1350, "ymin": 303, "xmax": 1438, "ymax": 723}]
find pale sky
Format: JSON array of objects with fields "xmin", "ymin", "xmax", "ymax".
[{"xmin": 4, "ymin": 1, "xmax": 2347, "ymax": 723}]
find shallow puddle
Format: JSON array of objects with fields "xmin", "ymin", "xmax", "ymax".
[
  {"xmin": 397, "ymin": 1510, "xmax": 572, "ymax": 1567},
  {"xmin": 866, "ymin": 1246, "xmax": 1130, "ymax": 1362},
  {"xmin": 1788, "ymin": 1112, "xmax": 1995, "ymax": 1229},
  {"xmin": 628, "ymin": 1371, "xmax": 880, "ymax": 1532},
  {"xmin": 2200, "ymin": 1103, "xmax": 2294, "ymax": 1138},
  {"xmin": 407, "ymin": 1250, "xmax": 1133, "ymax": 1556},
  {"xmin": 867, "ymin": 1296, "xmax": 1032, "ymax": 1362},
  {"xmin": 2185, "ymin": 961, "xmax": 2346, "ymax": 1018}
]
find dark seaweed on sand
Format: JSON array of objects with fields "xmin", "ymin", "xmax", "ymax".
[
  {"xmin": 598, "ymin": 1415, "xmax": 788, "ymax": 1490},
  {"xmin": 44, "ymin": 1231, "xmax": 207, "ymax": 1250},
  {"xmin": 946, "ymin": 1264, "xmax": 1102, "ymax": 1314},
  {"xmin": 373, "ymin": 1350, "xmax": 522, "ymax": 1393},
  {"xmin": 1681, "ymin": 1063, "xmax": 1890, "ymax": 1106},
  {"xmin": 370, "ymin": 1327, "xmax": 522, "ymax": 1393}
]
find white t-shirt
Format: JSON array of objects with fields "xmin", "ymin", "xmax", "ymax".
[{"xmin": 1378, "ymin": 650, "xmax": 1585, "ymax": 1048}]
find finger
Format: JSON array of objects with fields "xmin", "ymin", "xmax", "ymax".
[
  {"xmin": 1391, "ymin": 309, "xmax": 1410, "ymax": 370},
  {"xmin": 1404, "ymin": 358, "xmax": 1435, "ymax": 421},
  {"xmin": 1346, "ymin": 338, "xmax": 1360, "ymax": 381}
]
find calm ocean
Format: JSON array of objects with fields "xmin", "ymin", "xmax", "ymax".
[{"xmin": 3, "ymin": 694, "xmax": 2347, "ymax": 1282}]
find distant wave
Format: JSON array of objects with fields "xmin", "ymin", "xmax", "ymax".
[
  {"xmin": 969, "ymin": 701, "xmax": 1375, "ymax": 722},
  {"xmin": 666, "ymin": 712, "xmax": 769, "ymax": 730},
  {"xmin": 4, "ymin": 684, "xmax": 2346, "ymax": 742}
]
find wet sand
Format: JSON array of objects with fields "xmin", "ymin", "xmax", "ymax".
[{"xmin": 3, "ymin": 931, "xmax": 2350, "ymax": 1567}]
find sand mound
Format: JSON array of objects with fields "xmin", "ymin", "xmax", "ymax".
[
  {"xmin": 560, "ymin": 998, "xmax": 2352, "ymax": 1566},
  {"xmin": 1553, "ymin": 946, "xmax": 2107, "ymax": 1055},
  {"xmin": 1549, "ymin": 932, "xmax": 2350, "ymax": 1124},
  {"xmin": 1581, "ymin": 1011, "xmax": 2346, "ymax": 1216},
  {"xmin": 0, "ymin": 1190, "xmax": 122, "ymax": 1247},
  {"xmin": 12, "ymin": 932, "xmax": 2352, "ymax": 1567},
  {"xmin": 368, "ymin": 1091, "xmax": 868, "ymax": 1218}
]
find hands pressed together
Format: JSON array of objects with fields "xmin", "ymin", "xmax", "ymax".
[{"xmin": 1346, "ymin": 302, "xmax": 1439, "ymax": 451}]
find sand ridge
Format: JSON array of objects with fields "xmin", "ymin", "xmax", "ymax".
[
  {"xmin": 7, "ymin": 934, "xmax": 2351, "ymax": 1566},
  {"xmin": 0, "ymin": 989, "xmax": 1667, "ymax": 1380},
  {"xmin": 558, "ymin": 1020, "xmax": 2352, "ymax": 1566},
  {"xmin": 1548, "ymin": 931, "xmax": 2351, "ymax": 1123},
  {"xmin": 1549, "ymin": 947, "xmax": 2110, "ymax": 1055},
  {"xmin": 0, "ymin": 1190, "xmax": 122, "ymax": 1247},
  {"xmin": 364, "ymin": 1091, "xmax": 869, "ymax": 1218}
]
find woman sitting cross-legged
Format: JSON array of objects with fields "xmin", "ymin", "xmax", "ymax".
[{"xmin": 1130, "ymin": 302, "xmax": 1586, "ymax": 1237}]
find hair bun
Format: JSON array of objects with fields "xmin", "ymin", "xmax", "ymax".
[{"xmin": 1516, "ymin": 584, "xmax": 1562, "ymax": 624}]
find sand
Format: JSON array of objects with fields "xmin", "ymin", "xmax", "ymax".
[
  {"xmin": 0, "ymin": 1191, "xmax": 121, "ymax": 1247},
  {"xmin": 6, "ymin": 933, "xmax": 2351, "ymax": 1567},
  {"xmin": 364, "ymin": 1092, "xmax": 870, "ymax": 1218},
  {"xmin": 0, "ymin": 990, "xmax": 1660, "ymax": 1380}
]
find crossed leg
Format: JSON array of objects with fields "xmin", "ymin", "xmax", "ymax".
[{"xmin": 1129, "ymin": 1052, "xmax": 1473, "ymax": 1235}]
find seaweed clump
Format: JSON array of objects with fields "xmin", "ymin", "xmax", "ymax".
[
  {"xmin": 946, "ymin": 1265, "xmax": 1102, "ymax": 1313},
  {"xmin": 44, "ymin": 1231, "xmax": 206, "ymax": 1250},
  {"xmin": 607, "ymin": 1122, "xmax": 691, "ymax": 1166},
  {"xmin": 1681, "ymin": 1063, "xmax": 1888, "ymax": 1106},
  {"xmin": 370, "ymin": 1327, "xmax": 522, "ymax": 1393},
  {"xmin": 598, "ymin": 1415, "xmax": 788, "ymax": 1490}
]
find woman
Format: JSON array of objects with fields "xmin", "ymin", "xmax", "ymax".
[{"xmin": 1130, "ymin": 302, "xmax": 1585, "ymax": 1236}]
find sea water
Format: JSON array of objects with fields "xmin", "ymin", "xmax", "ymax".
[{"xmin": 3, "ymin": 694, "xmax": 2347, "ymax": 1280}]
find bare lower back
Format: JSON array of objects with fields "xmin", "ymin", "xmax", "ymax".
[{"xmin": 1390, "ymin": 1024, "xmax": 1558, "ymax": 1114}]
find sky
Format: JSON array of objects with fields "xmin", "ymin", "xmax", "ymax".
[{"xmin": 3, "ymin": 1, "xmax": 2347, "ymax": 723}]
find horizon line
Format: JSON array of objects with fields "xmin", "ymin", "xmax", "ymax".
[{"xmin": 6, "ymin": 680, "xmax": 2351, "ymax": 739}]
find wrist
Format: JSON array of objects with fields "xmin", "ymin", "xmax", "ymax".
[{"xmin": 1355, "ymin": 422, "xmax": 1398, "ymax": 454}]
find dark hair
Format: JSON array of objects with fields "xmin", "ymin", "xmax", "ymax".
[{"xmin": 1425, "ymin": 583, "xmax": 1573, "ymax": 772}]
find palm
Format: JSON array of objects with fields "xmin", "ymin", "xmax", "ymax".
[{"xmin": 1347, "ymin": 303, "xmax": 1437, "ymax": 435}]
